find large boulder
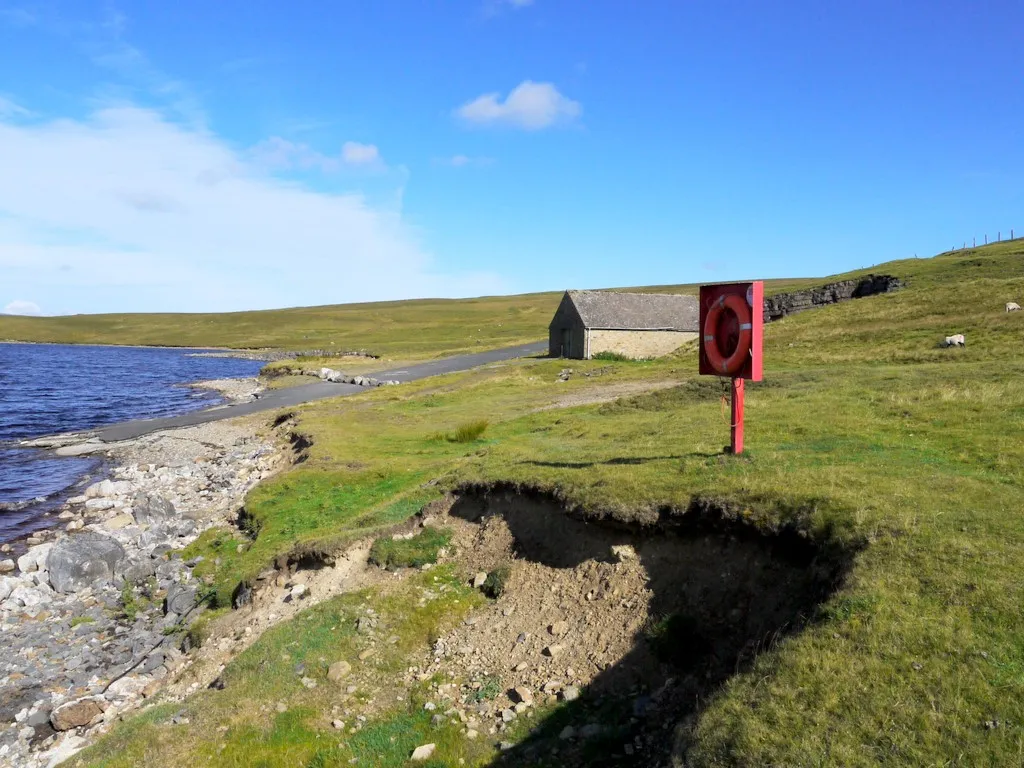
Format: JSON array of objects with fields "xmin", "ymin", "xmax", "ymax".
[
  {"xmin": 50, "ymin": 697, "xmax": 106, "ymax": 731},
  {"xmin": 47, "ymin": 533, "xmax": 126, "ymax": 594},
  {"xmin": 132, "ymin": 493, "xmax": 177, "ymax": 524}
]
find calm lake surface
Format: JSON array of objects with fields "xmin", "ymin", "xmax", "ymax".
[{"xmin": 0, "ymin": 343, "xmax": 264, "ymax": 542}]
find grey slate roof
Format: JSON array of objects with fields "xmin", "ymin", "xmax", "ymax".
[{"xmin": 564, "ymin": 290, "xmax": 699, "ymax": 331}]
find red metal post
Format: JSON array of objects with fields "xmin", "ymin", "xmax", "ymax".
[{"xmin": 731, "ymin": 377, "xmax": 745, "ymax": 454}]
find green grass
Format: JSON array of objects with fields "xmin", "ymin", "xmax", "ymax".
[
  {"xmin": 70, "ymin": 239, "xmax": 1024, "ymax": 766},
  {"xmin": 0, "ymin": 274, "xmax": 837, "ymax": 356},
  {"xmin": 368, "ymin": 527, "xmax": 453, "ymax": 570},
  {"xmin": 590, "ymin": 351, "xmax": 653, "ymax": 362}
]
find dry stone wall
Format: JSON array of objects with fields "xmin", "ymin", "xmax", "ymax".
[{"xmin": 586, "ymin": 329, "xmax": 697, "ymax": 360}]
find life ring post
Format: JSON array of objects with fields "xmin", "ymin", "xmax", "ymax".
[{"xmin": 730, "ymin": 376, "xmax": 744, "ymax": 455}]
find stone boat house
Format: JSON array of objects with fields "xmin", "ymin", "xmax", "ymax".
[{"xmin": 548, "ymin": 290, "xmax": 699, "ymax": 359}]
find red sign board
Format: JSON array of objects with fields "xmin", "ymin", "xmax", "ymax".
[{"xmin": 698, "ymin": 281, "xmax": 763, "ymax": 381}]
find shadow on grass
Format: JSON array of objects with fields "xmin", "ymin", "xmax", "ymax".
[
  {"xmin": 450, "ymin": 487, "xmax": 855, "ymax": 767},
  {"xmin": 522, "ymin": 451, "xmax": 726, "ymax": 469}
]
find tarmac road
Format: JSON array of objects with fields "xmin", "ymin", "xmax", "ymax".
[{"xmin": 96, "ymin": 341, "xmax": 548, "ymax": 442}]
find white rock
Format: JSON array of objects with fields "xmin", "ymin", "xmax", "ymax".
[
  {"xmin": 16, "ymin": 543, "xmax": 53, "ymax": 574},
  {"xmin": 411, "ymin": 743, "xmax": 436, "ymax": 761},
  {"xmin": 0, "ymin": 575, "xmax": 22, "ymax": 602},
  {"xmin": 85, "ymin": 499, "xmax": 116, "ymax": 511},
  {"xmin": 43, "ymin": 736, "xmax": 88, "ymax": 768},
  {"xmin": 9, "ymin": 585, "xmax": 51, "ymax": 608},
  {"xmin": 0, "ymin": 559, "xmax": 14, "ymax": 574},
  {"xmin": 106, "ymin": 675, "xmax": 149, "ymax": 700}
]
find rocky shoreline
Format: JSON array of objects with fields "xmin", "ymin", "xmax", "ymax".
[{"xmin": 0, "ymin": 382, "xmax": 283, "ymax": 767}]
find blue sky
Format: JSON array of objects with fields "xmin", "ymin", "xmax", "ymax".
[{"xmin": 1, "ymin": 1, "xmax": 1022, "ymax": 314}]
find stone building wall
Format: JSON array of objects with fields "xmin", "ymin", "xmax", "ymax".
[{"xmin": 586, "ymin": 329, "xmax": 697, "ymax": 359}]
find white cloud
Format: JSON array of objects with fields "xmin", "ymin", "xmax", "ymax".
[
  {"xmin": 436, "ymin": 154, "xmax": 494, "ymax": 168},
  {"xmin": 251, "ymin": 137, "xmax": 383, "ymax": 172},
  {"xmin": 341, "ymin": 141, "xmax": 380, "ymax": 165},
  {"xmin": 456, "ymin": 81, "xmax": 581, "ymax": 130},
  {"xmin": 0, "ymin": 107, "xmax": 505, "ymax": 312},
  {"xmin": 3, "ymin": 300, "xmax": 42, "ymax": 316},
  {"xmin": 0, "ymin": 96, "xmax": 30, "ymax": 118}
]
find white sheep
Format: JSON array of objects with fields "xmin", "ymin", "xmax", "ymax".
[
  {"xmin": 1007, "ymin": 302, "xmax": 1021, "ymax": 312},
  {"xmin": 942, "ymin": 334, "xmax": 966, "ymax": 348}
]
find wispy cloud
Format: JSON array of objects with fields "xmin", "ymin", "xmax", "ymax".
[
  {"xmin": 342, "ymin": 141, "xmax": 380, "ymax": 165},
  {"xmin": 250, "ymin": 137, "xmax": 384, "ymax": 172},
  {"xmin": 482, "ymin": 0, "xmax": 535, "ymax": 16},
  {"xmin": 434, "ymin": 154, "xmax": 495, "ymax": 168},
  {"xmin": 2, "ymin": 299, "xmax": 42, "ymax": 316},
  {"xmin": 456, "ymin": 81, "xmax": 581, "ymax": 130},
  {"xmin": 0, "ymin": 6, "xmax": 36, "ymax": 26},
  {"xmin": 0, "ymin": 107, "xmax": 506, "ymax": 312},
  {"xmin": 0, "ymin": 95, "xmax": 31, "ymax": 117}
]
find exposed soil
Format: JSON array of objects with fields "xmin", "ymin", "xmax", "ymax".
[{"xmin": 430, "ymin": 487, "xmax": 853, "ymax": 767}]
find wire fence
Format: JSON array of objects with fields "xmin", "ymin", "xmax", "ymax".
[{"xmin": 946, "ymin": 229, "xmax": 1019, "ymax": 252}]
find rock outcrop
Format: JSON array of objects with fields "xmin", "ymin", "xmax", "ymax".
[{"xmin": 763, "ymin": 274, "xmax": 903, "ymax": 322}]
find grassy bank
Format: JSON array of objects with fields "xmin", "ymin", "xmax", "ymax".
[
  {"xmin": 0, "ymin": 276, "xmax": 833, "ymax": 355},
  {"xmin": 69, "ymin": 240, "xmax": 1024, "ymax": 766}
]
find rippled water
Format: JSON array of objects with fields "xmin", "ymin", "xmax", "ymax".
[{"xmin": 0, "ymin": 343, "xmax": 264, "ymax": 542}]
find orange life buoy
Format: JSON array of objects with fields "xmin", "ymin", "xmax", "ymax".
[{"xmin": 703, "ymin": 293, "xmax": 753, "ymax": 375}]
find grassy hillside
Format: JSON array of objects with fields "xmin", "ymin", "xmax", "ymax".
[
  {"xmin": 0, "ymin": 276, "xmax": 832, "ymax": 358},
  {"xmin": 68, "ymin": 240, "xmax": 1024, "ymax": 767}
]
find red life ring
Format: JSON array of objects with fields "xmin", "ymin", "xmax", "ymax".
[{"xmin": 704, "ymin": 293, "xmax": 753, "ymax": 375}]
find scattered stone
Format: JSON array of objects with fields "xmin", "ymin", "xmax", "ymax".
[
  {"xmin": 104, "ymin": 513, "xmax": 135, "ymax": 530},
  {"xmin": 332, "ymin": 720, "xmax": 345, "ymax": 730},
  {"xmin": 501, "ymin": 708, "xmax": 516, "ymax": 723},
  {"xmin": 610, "ymin": 544, "xmax": 637, "ymax": 562},
  {"xmin": 580, "ymin": 724, "xmax": 602, "ymax": 738},
  {"xmin": 472, "ymin": 572, "xmax": 487, "ymax": 589},
  {"xmin": 132, "ymin": 493, "xmax": 177, "ymax": 524},
  {"xmin": 411, "ymin": 743, "xmax": 436, "ymax": 761},
  {"xmin": 549, "ymin": 621, "xmax": 569, "ymax": 637},
  {"xmin": 328, "ymin": 661, "xmax": 352, "ymax": 683},
  {"xmin": 559, "ymin": 726, "xmax": 576, "ymax": 740},
  {"xmin": 562, "ymin": 685, "xmax": 580, "ymax": 702},
  {"xmin": 465, "ymin": 728, "xmax": 479, "ymax": 740},
  {"xmin": 164, "ymin": 583, "xmax": 197, "ymax": 616},
  {"xmin": 50, "ymin": 698, "xmax": 106, "ymax": 731},
  {"xmin": 543, "ymin": 644, "xmax": 564, "ymax": 658},
  {"xmin": 511, "ymin": 687, "xmax": 533, "ymax": 705},
  {"xmin": 0, "ymin": 559, "xmax": 14, "ymax": 573},
  {"xmin": 358, "ymin": 648, "xmax": 375, "ymax": 661}
]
